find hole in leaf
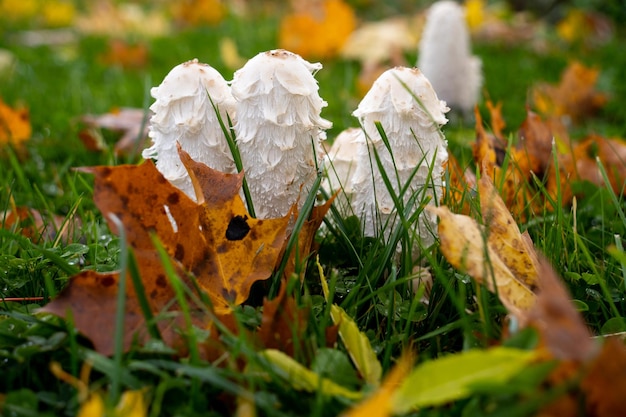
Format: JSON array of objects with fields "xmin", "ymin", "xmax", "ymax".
[{"xmin": 226, "ymin": 215, "xmax": 250, "ymax": 241}]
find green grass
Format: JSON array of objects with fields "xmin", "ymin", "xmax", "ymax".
[{"xmin": 2, "ymin": 3, "xmax": 626, "ymax": 417}]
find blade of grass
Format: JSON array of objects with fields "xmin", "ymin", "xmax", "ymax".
[
  {"xmin": 108, "ymin": 213, "xmax": 129, "ymax": 405},
  {"xmin": 127, "ymin": 248, "xmax": 163, "ymax": 342}
]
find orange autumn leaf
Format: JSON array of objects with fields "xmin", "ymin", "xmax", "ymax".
[
  {"xmin": 279, "ymin": 0, "xmax": 356, "ymax": 59},
  {"xmin": 443, "ymin": 153, "xmax": 475, "ymax": 215},
  {"xmin": 283, "ymin": 195, "xmax": 335, "ymax": 280},
  {"xmin": 41, "ymin": 148, "xmax": 293, "ymax": 354},
  {"xmin": 570, "ymin": 135, "xmax": 626, "ymax": 194},
  {"xmin": 2, "ymin": 206, "xmax": 79, "ymax": 243},
  {"xmin": 100, "ymin": 39, "xmax": 149, "ymax": 70},
  {"xmin": 532, "ymin": 61, "xmax": 608, "ymax": 123},
  {"xmin": 257, "ymin": 280, "xmax": 309, "ymax": 357},
  {"xmin": 485, "ymin": 100, "xmax": 506, "ymax": 140},
  {"xmin": 0, "ymin": 98, "xmax": 31, "ymax": 147},
  {"xmin": 517, "ymin": 110, "xmax": 569, "ymax": 176},
  {"xmin": 473, "ymin": 107, "xmax": 538, "ymax": 220},
  {"xmin": 171, "ymin": 0, "xmax": 226, "ymax": 26}
]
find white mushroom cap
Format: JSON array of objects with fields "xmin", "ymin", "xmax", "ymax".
[
  {"xmin": 417, "ymin": 0, "xmax": 482, "ymax": 114},
  {"xmin": 354, "ymin": 66, "xmax": 449, "ymax": 130},
  {"xmin": 232, "ymin": 49, "xmax": 332, "ymax": 219},
  {"xmin": 142, "ymin": 59, "xmax": 236, "ymax": 200}
]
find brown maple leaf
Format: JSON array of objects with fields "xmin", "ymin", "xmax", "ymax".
[{"xmin": 41, "ymin": 147, "xmax": 292, "ymax": 354}]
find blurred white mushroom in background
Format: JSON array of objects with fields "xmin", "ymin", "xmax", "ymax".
[
  {"xmin": 231, "ymin": 49, "xmax": 332, "ymax": 219},
  {"xmin": 142, "ymin": 59, "xmax": 236, "ymax": 200},
  {"xmin": 418, "ymin": 0, "xmax": 482, "ymax": 116},
  {"xmin": 350, "ymin": 66, "xmax": 449, "ymax": 252}
]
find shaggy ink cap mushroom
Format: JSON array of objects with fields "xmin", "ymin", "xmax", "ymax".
[
  {"xmin": 417, "ymin": 0, "xmax": 482, "ymax": 116},
  {"xmin": 231, "ymin": 49, "xmax": 332, "ymax": 219},
  {"xmin": 350, "ymin": 67, "xmax": 449, "ymax": 252}
]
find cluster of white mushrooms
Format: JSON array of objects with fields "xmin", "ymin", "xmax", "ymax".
[{"xmin": 142, "ymin": 0, "xmax": 480, "ymax": 257}]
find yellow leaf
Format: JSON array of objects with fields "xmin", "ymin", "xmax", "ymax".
[
  {"xmin": 114, "ymin": 390, "xmax": 148, "ymax": 417},
  {"xmin": 429, "ymin": 205, "xmax": 535, "ymax": 319},
  {"xmin": 464, "ymin": 0, "xmax": 485, "ymax": 31},
  {"xmin": 261, "ymin": 349, "xmax": 362, "ymax": 400},
  {"xmin": 0, "ymin": 0, "xmax": 38, "ymax": 21},
  {"xmin": 556, "ymin": 9, "xmax": 587, "ymax": 43},
  {"xmin": 77, "ymin": 394, "xmax": 105, "ymax": 417},
  {"xmin": 318, "ymin": 258, "xmax": 383, "ymax": 386},
  {"xmin": 479, "ymin": 175, "xmax": 539, "ymax": 290},
  {"xmin": 42, "ymin": 0, "xmax": 75, "ymax": 27},
  {"xmin": 219, "ymin": 37, "xmax": 245, "ymax": 70}
]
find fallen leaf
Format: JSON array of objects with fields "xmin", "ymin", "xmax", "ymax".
[
  {"xmin": 532, "ymin": 61, "xmax": 608, "ymax": 124},
  {"xmin": 99, "ymin": 39, "xmax": 149, "ymax": 70},
  {"xmin": 340, "ymin": 17, "xmax": 417, "ymax": 65},
  {"xmin": 283, "ymin": 195, "xmax": 335, "ymax": 280},
  {"xmin": 391, "ymin": 347, "xmax": 537, "ymax": 413},
  {"xmin": 42, "ymin": 148, "xmax": 291, "ymax": 354},
  {"xmin": 319, "ymin": 259, "xmax": 382, "ymax": 386},
  {"xmin": 430, "ymin": 204, "xmax": 535, "ymax": 319},
  {"xmin": 570, "ymin": 135, "xmax": 626, "ymax": 195},
  {"xmin": 219, "ymin": 37, "xmax": 246, "ymax": 70},
  {"xmin": 442, "ymin": 153, "xmax": 475, "ymax": 215},
  {"xmin": 485, "ymin": 100, "xmax": 506, "ymax": 140},
  {"xmin": 472, "ymin": 107, "xmax": 537, "ymax": 220},
  {"xmin": 171, "ymin": 0, "xmax": 227, "ymax": 27},
  {"xmin": 79, "ymin": 107, "xmax": 150, "ymax": 156},
  {"xmin": 526, "ymin": 258, "xmax": 626, "ymax": 417},
  {"xmin": 479, "ymin": 175, "xmax": 539, "ymax": 291},
  {"xmin": 0, "ymin": 98, "xmax": 31, "ymax": 147},
  {"xmin": 2, "ymin": 206, "xmax": 77, "ymax": 243},
  {"xmin": 278, "ymin": 0, "xmax": 356, "ymax": 59},
  {"xmin": 260, "ymin": 349, "xmax": 362, "ymax": 400},
  {"xmin": 528, "ymin": 258, "xmax": 595, "ymax": 361},
  {"xmin": 257, "ymin": 280, "xmax": 309, "ymax": 357},
  {"xmin": 581, "ymin": 337, "xmax": 626, "ymax": 416},
  {"xmin": 341, "ymin": 352, "xmax": 414, "ymax": 417},
  {"xmin": 430, "ymin": 174, "xmax": 539, "ymax": 320},
  {"xmin": 556, "ymin": 8, "xmax": 614, "ymax": 47},
  {"xmin": 517, "ymin": 110, "xmax": 569, "ymax": 176},
  {"xmin": 75, "ymin": 1, "xmax": 171, "ymax": 38}
]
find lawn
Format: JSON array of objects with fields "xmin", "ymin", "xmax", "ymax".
[{"xmin": 1, "ymin": 1, "xmax": 626, "ymax": 416}]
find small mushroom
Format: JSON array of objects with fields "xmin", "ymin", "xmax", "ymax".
[
  {"xmin": 417, "ymin": 0, "xmax": 482, "ymax": 116},
  {"xmin": 142, "ymin": 59, "xmax": 236, "ymax": 200},
  {"xmin": 350, "ymin": 66, "xmax": 449, "ymax": 252},
  {"xmin": 231, "ymin": 49, "xmax": 332, "ymax": 219}
]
